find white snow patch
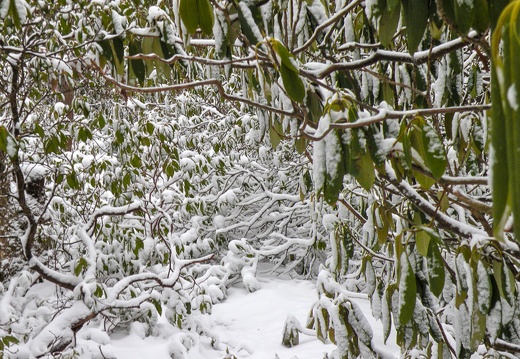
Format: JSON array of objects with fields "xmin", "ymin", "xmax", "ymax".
[{"xmin": 507, "ymin": 84, "xmax": 518, "ymax": 111}]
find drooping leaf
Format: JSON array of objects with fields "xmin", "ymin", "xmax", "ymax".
[
  {"xmin": 74, "ymin": 257, "xmax": 88, "ymax": 276},
  {"xmin": 270, "ymin": 118, "xmax": 282, "ymax": 149},
  {"xmin": 97, "ymin": 40, "xmax": 114, "ymax": 63},
  {"xmin": 323, "ymin": 129, "xmax": 346, "ymax": 205},
  {"xmin": 489, "ymin": 0, "xmax": 512, "ymax": 30},
  {"xmin": 128, "ymin": 40, "xmax": 146, "ymax": 85},
  {"xmin": 415, "ymin": 229, "xmax": 430, "ymax": 257},
  {"xmin": 215, "ymin": 12, "xmax": 230, "ymax": 59},
  {"xmin": 179, "ymin": 0, "xmax": 199, "ymax": 35},
  {"xmin": 0, "ymin": 126, "xmax": 8, "ymax": 152},
  {"xmin": 473, "ymin": 0, "xmax": 489, "ymax": 33},
  {"xmin": 197, "ymin": 0, "xmax": 214, "ymax": 35},
  {"xmin": 401, "ymin": 0, "xmax": 429, "ymax": 54},
  {"xmin": 427, "ymin": 241, "xmax": 445, "ymax": 297},
  {"xmin": 307, "ymin": 87, "xmax": 324, "ymax": 123},
  {"xmin": 454, "ymin": 0, "xmax": 475, "ymax": 34},
  {"xmin": 379, "ymin": 0, "xmax": 400, "ymax": 47},
  {"xmin": 398, "ymin": 252, "xmax": 417, "ymax": 326},
  {"xmin": 270, "ymin": 38, "xmax": 299, "ymax": 72},
  {"xmin": 237, "ymin": 0, "xmax": 265, "ymax": 45},
  {"xmin": 421, "ymin": 124, "xmax": 447, "ymax": 179},
  {"xmin": 354, "ymin": 151, "xmax": 375, "ymax": 191},
  {"xmin": 280, "ymin": 63, "xmax": 305, "ymax": 103},
  {"xmin": 346, "ymin": 300, "xmax": 373, "ymax": 347},
  {"xmin": 295, "ymin": 136, "xmax": 307, "ymax": 154},
  {"xmin": 476, "ymin": 259, "xmax": 491, "ymax": 314}
]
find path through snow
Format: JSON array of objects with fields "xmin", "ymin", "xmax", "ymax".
[{"xmin": 78, "ymin": 274, "xmax": 399, "ymax": 358}]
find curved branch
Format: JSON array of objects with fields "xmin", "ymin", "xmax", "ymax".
[
  {"xmin": 313, "ymin": 35, "xmax": 474, "ymax": 78},
  {"xmin": 128, "ymin": 52, "xmax": 260, "ymax": 69},
  {"xmin": 304, "ymin": 105, "xmax": 490, "ymax": 141},
  {"xmin": 99, "ymin": 73, "xmax": 301, "ymax": 119},
  {"xmin": 84, "ymin": 200, "xmax": 142, "ymax": 235},
  {"xmin": 383, "ymin": 164, "xmax": 487, "ymax": 239}
]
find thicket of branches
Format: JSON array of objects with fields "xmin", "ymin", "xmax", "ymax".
[{"xmin": 1, "ymin": 0, "xmax": 519, "ymax": 358}]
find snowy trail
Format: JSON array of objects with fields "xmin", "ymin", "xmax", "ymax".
[
  {"xmin": 205, "ymin": 277, "xmax": 335, "ymax": 359},
  {"xmin": 79, "ymin": 275, "xmax": 399, "ymax": 358}
]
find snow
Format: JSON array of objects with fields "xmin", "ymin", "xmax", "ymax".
[
  {"xmin": 238, "ymin": 1, "xmax": 263, "ymax": 44},
  {"xmin": 204, "ymin": 276, "xmax": 334, "ymax": 359},
  {"xmin": 20, "ymin": 163, "xmax": 47, "ymax": 181},
  {"xmin": 41, "ymin": 273, "xmax": 401, "ymax": 359},
  {"xmin": 507, "ymin": 84, "xmax": 518, "ymax": 110},
  {"xmin": 147, "ymin": 6, "xmax": 168, "ymax": 23},
  {"xmin": 0, "ymin": 0, "xmax": 29, "ymax": 23}
]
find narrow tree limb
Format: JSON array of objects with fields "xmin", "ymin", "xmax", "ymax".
[
  {"xmin": 99, "ymin": 72, "xmax": 301, "ymax": 119},
  {"xmin": 294, "ymin": 0, "xmax": 363, "ymax": 54},
  {"xmin": 304, "ymin": 105, "xmax": 490, "ymax": 141},
  {"xmin": 382, "ymin": 164, "xmax": 487, "ymax": 239},
  {"xmin": 315, "ymin": 34, "xmax": 476, "ymax": 78}
]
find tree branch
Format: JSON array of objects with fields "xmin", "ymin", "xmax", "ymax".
[{"xmin": 313, "ymin": 35, "xmax": 474, "ymax": 78}]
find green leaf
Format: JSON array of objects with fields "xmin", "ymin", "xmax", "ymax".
[
  {"xmin": 152, "ymin": 37, "xmax": 169, "ymax": 77},
  {"xmin": 112, "ymin": 37, "xmax": 125, "ymax": 65},
  {"xmin": 398, "ymin": 120, "xmax": 412, "ymax": 170},
  {"xmin": 421, "ymin": 124, "xmax": 447, "ymax": 179},
  {"xmin": 129, "ymin": 39, "xmax": 146, "ymax": 85},
  {"xmin": 0, "ymin": 126, "xmax": 8, "ymax": 152},
  {"xmin": 472, "ymin": 0, "xmax": 489, "ymax": 33},
  {"xmin": 354, "ymin": 151, "xmax": 375, "ymax": 191},
  {"xmin": 6, "ymin": 0, "xmax": 22, "ymax": 28},
  {"xmin": 295, "ymin": 136, "xmax": 307, "ymax": 154},
  {"xmin": 44, "ymin": 136, "xmax": 60, "ymax": 154},
  {"xmin": 1, "ymin": 335, "xmax": 19, "ymax": 347},
  {"xmin": 94, "ymin": 285, "xmax": 104, "ymax": 298},
  {"xmin": 180, "ymin": 0, "xmax": 199, "ymax": 35},
  {"xmin": 427, "ymin": 241, "xmax": 445, "ymax": 297},
  {"xmin": 215, "ymin": 13, "xmax": 230, "ymax": 59},
  {"xmin": 131, "ymin": 154, "xmax": 142, "ymax": 168},
  {"xmin": 476, "ymin": 260, "xmax": 491, "ymax": 314},
  {"xmin": 415, "ymin": 229, "xmax": 430, "ymax": 257},
  {"xmin": 78, "ymin": 127, "xmax": 92, "ymax": 142},
  {"xmin": 379, "ymin": 1, "xmax": 400, "ymax": 47},
  {"xmin": 237, "ymin": 0, "xmax": 265, "ymax": 45},
  {"xmin": 270, "ymin": 38, "xmax": 298, "ymax": 72},
  {"xmin": 489, "ymin": 0, "xmax": 512, "ymax": 30},
  {"xmin": 470, "ymin": 308, "xmax": 486, "ymax": 351},
  {"xmin": 153, "ymin": 299, "xmax": 163, "ymax": 316},
  {"xmin": 324, "ymin": 130, "xmax": 346, "ymax": 205},
  {"xmin": 74, "ymin": 257, "xmax": 88, "ymax": 276},
  {"xmin": 315, "ymin": 307, "xmax": 330, "ymax": 343},
  {"xmin": 401, "ymin": 0, "xmax": 429, "ymax": 54},
  {"xmin": 280, "ymin": 63, "xmax": 305, "ymax": 103},
  {"xmin": 146, "ymin": 122, "xmax": 155, "ymax": 135},
  {"xmin": 97, "ymin": 40, "xmax": 114, "ymax": 63},
  {"xmin": 198, "ymin": 0, "xmax": 214, "ymax": 35},
  {"xmin": 454, "ymin": 0, "xmax": 474, "ymax": 34},
  {"xmin": 493, "ymin": 259, "xmax": 516, "ymax": 307},
  {"xmin": 134, "ymin": 238, "xmax": 144, "ymax": 256},
  {"xmin": 383, "ymin": 283, "xmax": 395, "ymax": 343},
  {"xmin": 365, "ymin": 260, "xmax": 376, "ymax": 297},
  {"xmin": 270, "ymin": 118, "xmax": 282, "ymax": 149},
  {"xmin": 66, "ymin": 172, "xmax": 80, "ymax": 189},
  {"xmin": 398, "ymin": 252, "xmax": 417, "ymax": 326},
  {"xmin": 413, "ymin": 169, "xmax": 435, "ymax": 190},
  {"xmin": 34, "ymin": 123, "xmax": 45, "ymax": 138},
  {"xmin": 346, "ymin": 300, "xmax": 373, "ymax": 347},
  {"xmin": 306, "ymin": 87, "xmax": 324, "ymax": 123}
]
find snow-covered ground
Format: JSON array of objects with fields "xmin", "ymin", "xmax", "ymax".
[{"xmin": 76, "ymin": 274, "xmax": 400, "ymax": 359}]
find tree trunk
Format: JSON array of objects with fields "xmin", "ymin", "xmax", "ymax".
[{"xmin": 0, "ymin": 150, "xmax": 9, "ymax": 263}]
